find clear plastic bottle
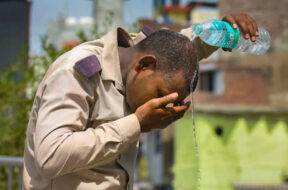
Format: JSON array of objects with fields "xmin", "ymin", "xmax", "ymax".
[{"xmin": 192, "ymin": 19, "xmax": 271, "ymax": 55}]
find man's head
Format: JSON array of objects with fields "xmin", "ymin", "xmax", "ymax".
[{"xmin": 125, "ymin": 29, "xmax": 198, "ymax": 112}]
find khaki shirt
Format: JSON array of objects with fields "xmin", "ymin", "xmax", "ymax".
[{"xmin": 23, "ymin": 27, "xmax": 216, "ymax": 190}]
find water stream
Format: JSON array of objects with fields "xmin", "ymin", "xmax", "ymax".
[
  {"xmin": 190, "ymin": 86, "xmax": 201, "ymax": 189},
  {"xmin": 190, "ymin": 37, "xmax": 201, "ymax": 188}
]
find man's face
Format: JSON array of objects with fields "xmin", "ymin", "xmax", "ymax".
[{"xmin": 125, "ymin": 69, "xmax": 189, "ymax": 112}]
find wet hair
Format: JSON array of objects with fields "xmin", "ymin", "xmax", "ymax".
[{"xmin": 135, "ymin": 29, "xmax": 199, "ymax": 92}]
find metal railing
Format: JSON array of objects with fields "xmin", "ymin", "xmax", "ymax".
[{"xmin": 0, "ymin": 155, "xmax": 23, "ymax": 190}]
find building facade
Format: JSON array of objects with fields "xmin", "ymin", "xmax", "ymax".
[
  {"xmin": 0, "ymin": 0, "xmax": 30, "ymax": 70},
  {"xmin": 173, "ymin": 0, "xmax": 288, "ymax": 190}
]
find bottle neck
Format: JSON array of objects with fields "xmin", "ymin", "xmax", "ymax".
[{"xmin": 192, "ymin": 23, "xmax": 203, "ymax": 35}]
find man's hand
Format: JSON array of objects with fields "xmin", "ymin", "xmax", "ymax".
[
  {"xmin": 222, "ymin": 13, "xmax": 259, "ymax": 52},
  {"xmin": 135, "ymin": 92, "xmax": 190, "ymax": 133}
]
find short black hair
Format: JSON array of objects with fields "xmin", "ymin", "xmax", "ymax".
[{"xmin": 135, "ymin": 29, "xmax": 199, "ymax": 92}]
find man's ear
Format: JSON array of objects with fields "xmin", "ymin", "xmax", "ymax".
[{"xmin": 135, "ymin": 55, "xmax": 157, "ymax": 72}]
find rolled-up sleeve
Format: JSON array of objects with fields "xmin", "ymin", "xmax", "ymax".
[{"xmin": 34, "ymin": 68, "xmax": 141, "ymax": 179}]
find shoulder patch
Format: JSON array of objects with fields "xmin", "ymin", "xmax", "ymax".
[
  {"xmin": 141, "ymin": 26, "xmax": 155, "ymax": 37},
  {"xmin": 75, "ymin": 55, "xmax": 102, "ymax": 79}
]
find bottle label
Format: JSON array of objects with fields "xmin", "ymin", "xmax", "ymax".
[{"xmin": 210, "ymin": 20, "xmax": 240, "ymax": 49}]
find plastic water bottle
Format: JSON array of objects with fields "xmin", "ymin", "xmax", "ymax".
[{"xmin": 192, "ymin": 19, "xmax": 271, "ymax": 55}]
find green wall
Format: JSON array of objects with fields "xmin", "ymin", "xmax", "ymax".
[{"xmin": 173, "ymin": 112, "xmax": 288, "ymax": 190}]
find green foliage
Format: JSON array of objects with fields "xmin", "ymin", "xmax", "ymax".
[
  {"xmin": 0, "ymin": 34, "xmax": 76, "ymax": 158},
  {"xmin": 0, "ymin": 34, "xmax": 72, "ymax": 190}
]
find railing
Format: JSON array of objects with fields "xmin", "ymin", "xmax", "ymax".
[{"xmin": 0, "ymin": 155, "xmax": 23, "ymax": 190}]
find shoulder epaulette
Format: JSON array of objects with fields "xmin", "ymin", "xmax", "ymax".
[
  {"xmin": 141, "ymin": 26, "xmax": 155, "ymax": 37},
  {"xmin": 75, "ymin": 55, "xmax": 102, "ymax": 79}
]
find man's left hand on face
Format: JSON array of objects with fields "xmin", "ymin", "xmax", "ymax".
[
  {"xmin": 222, "ymin": 13, "xmax": 259, "ymax": 52},
  {"xmin": 135, "ymin": 92, "xmax": 191, "ymax": 133}
]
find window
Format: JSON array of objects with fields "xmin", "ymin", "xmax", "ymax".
[
  {"xmin": 214, "ymin": 125, "xmax": 224, "ymax": 137},
  {"xmin": 199, "ymin": 63, "xmax": 224, "ymax": 94},
  {"xmin": 172, "ymin": 0, "xmax": 180, "ymax": 5}
]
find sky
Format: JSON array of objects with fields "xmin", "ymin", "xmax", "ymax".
[
  {"xmin": 30, "ymin": 0, "xmax": 94, "ymax": 55},
  {"xmin": 30, "ymin": 0, "xmax": 153, "ymax": 55},
  {"xmin": 123, "ymin": 0, "xmax": 153, "ymax": 24}
]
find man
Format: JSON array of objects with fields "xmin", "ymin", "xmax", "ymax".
[{"xmin": 23, "ymin": 13, "xmax": 259, "ymax": 189}]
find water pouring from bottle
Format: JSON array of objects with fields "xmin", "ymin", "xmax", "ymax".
[
  {"xmin": 189, "ymin": 66, "xmax": 201, "ymax": 189},
  {"xmin": 191, "ymin": 19, "xmax": 271, "ymax": 55}
]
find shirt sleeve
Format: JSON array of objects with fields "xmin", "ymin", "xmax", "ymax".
[{"xmin": 34, "ymin": 68, "xmax": 141, "ymax": 179}]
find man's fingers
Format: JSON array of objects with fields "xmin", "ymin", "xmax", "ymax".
[
  {"xmin": 248, "ymin": 16, "xmax": 259, "ymax": 36},
  {"xmin": 174, "ymin": 114, "xmax": 185, "ymax": 120},
  {"xmin": 160, "ymin": 107, "xmax": 176, "ymax": 115},
  {"xmin": 151, "ymin": 92, "xmax": 178, "ymax": 108},
  {"xmin": 236, "ymin": 20, "xmax": 250, "ymax": 39},
  {"xmin": 227, "ymin": 17, "xmax": 250, "ymax": 39},
  {"xmin": 244, "ymin": 16, "xmax": 257, "ymax": 41},
  {"xmin": 160, "ymin": 104, "xmax": 189, "ymax": 117},
  {"xmin": 222, "ymin": 48, "xmax": 232, "ymax": 52},
  {"xmin": 159, "ymin": 112, "xmax": 186, "ymax": 129},
  {"xmin": 171, "ymin": 102, "xmax": 190, "ymax": 118},
  {"xmin": 235, "ymin": 14, "xmax": 258, "ymax": 41},
  {"xmin": 246, "ymin": 16, "xmax": 259, "ymax": 42},
  {"xmin": 167, "ymin": 111, "xmax": 186, "ymax": 124},
  {"xmin": 247, "ymin": 24, "xmax": 256, "ymax": 41},
  {"xmin": 184, "ymin": 101, "xmax": 191, "ymax": 108},
  {"xmin": 173, "ymin": 104, "xmax": 189, "ymax": 113},
  {"xmin": 222, "ymin": 15, "xmax": 238, "ymax": 29},
  {"xmin": 223, "ymin": 13, "xmax": 259, "ymax": 42}
]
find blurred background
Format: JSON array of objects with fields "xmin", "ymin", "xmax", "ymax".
[{"xmin": 0, "ymin": 0, "xmax": 288, "ymax": 190}]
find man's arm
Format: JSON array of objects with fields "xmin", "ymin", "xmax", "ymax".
[
  {"xmin": 180, "ymin": 27, "xmax": 218, "ymax": 61},
  {"xmin": 34, "ymin": 68, "xmax": 141, "ymax": 179},
  {"xmin": 180, "ymin": 13, "xmax": 259, "ymax": 60}
]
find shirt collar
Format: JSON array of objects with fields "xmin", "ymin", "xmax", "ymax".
[{"xmin": 100, "ymin": 28, "xmax": 134, "ymax": 93}]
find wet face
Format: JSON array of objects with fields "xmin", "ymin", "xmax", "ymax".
[{"xmin": 125, "ymin": 69, "xmax": 189, "ymax": 112}]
